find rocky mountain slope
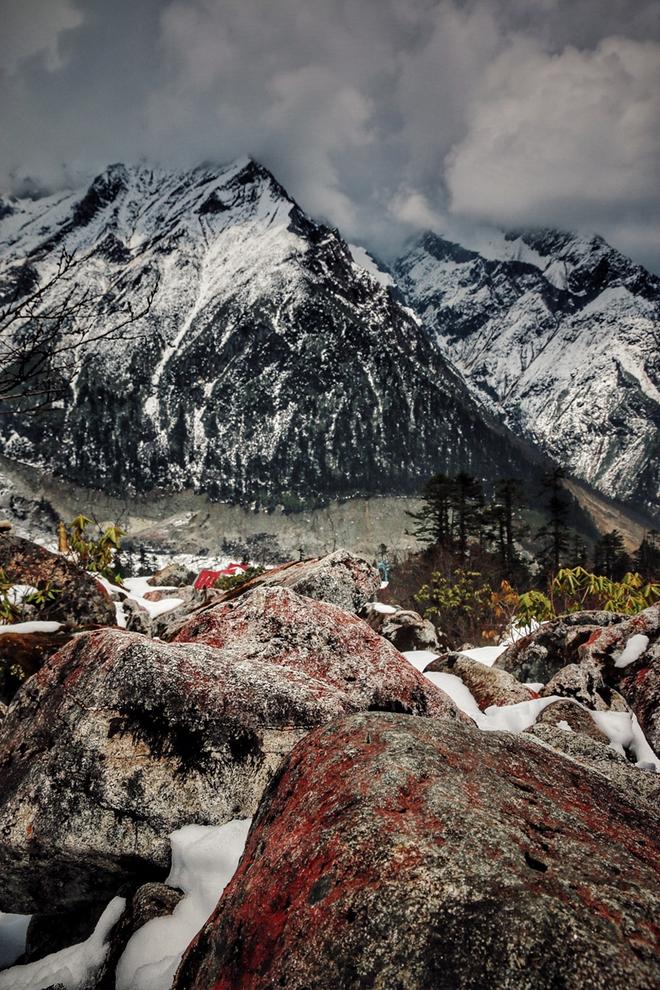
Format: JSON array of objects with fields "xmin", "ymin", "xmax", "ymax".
[
  {"xmin": 0, "ymin": 159, "xmax": 544, "ymax": 507},
  {"xmin": 395, "ymin": 229, "xmax": 660, "ymax": 518}
]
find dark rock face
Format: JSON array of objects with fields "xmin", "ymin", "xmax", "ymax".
[
  {"xmin": 494, "ymin": 611, "xmax": 626, "ymax": 684},
  {"xmin": 423, "ymin": 652, "xmax": 536, "ymax": 708},
  {"xmin": 0, "ymin": 629, "xmax": 75, "ymax": 705},
  {"xmin": 0, "ymin": 534, "xmax": 116, "ymax": 628},
  {"xmin": 23, "ymin": 902, "xmax": 107, "ymax": 964},
  {"xmin": 175, "ymin": 713, "xmax": 660, "ymax": 990},
  {"xmin": 540, "ymin": 662, "xmax": 629, "ymax": 712},
  {"xmin": 0, "ymin": 160, "xmax": 545, "ymax": 507},
  {"xmin": 362, "ymin": 604, "xmax": 440, "ymax": 653},
  {"xmin": 174, "ymin": 586, "xmax": 461, "ymax": 720},
  {"xmin": 0, "ymin": 609, "xmax": 458, "ymax": 913},
  {"xmin": 219, "ymin": 550, "xmax": 381, "ymax": 615},
  {"xmin": 580, "ymin": 604, "xmax": 660, "ymax": 752}
]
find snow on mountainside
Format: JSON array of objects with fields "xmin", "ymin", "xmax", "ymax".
[
  {"xmin": 394, "ymin": 230, "xmax": 660, "ymax": 518},
  {"xmin": 0, "ymin": 159, "xmax": 545, "ymax": 506}
]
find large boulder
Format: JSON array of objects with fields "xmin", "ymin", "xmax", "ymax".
[
  {"xmin": 362, "ymin": 603, "xmax": 441, "ymax": 652},
  {"xmin": 494, "ymin": 611, "xmax": 626, "ymax": 684},
  {"xmin": 540, "ymin": 662, "xmax": 630, "ymax": 712},
  {"xmin": 173, "ymin": 586, "xmax": 461, "ymax": 718},
  {"xmin": 215, "ymin": 549, "xmax": 380, "ymax": 615},
  {"xmin": 580, "ymin": 604, "xmax": 660, "ymax": 752},
  {"xmin": 146, "ymin": 562, "xmax": 195, "ymax": 588},
  {"xmin": 0, "ymin": 611, "xmax": 458, "ymax": 913},
  {"xmin": 423, "ymin": 652, "xmax": 536, "ymax": 708},
  {"xmin": 0, "ymin": 534, "xmax": 115, "ymax": 628},
  {"xmin": 175, "ymin": 712, "xmax": 660, "ymax": 990}
]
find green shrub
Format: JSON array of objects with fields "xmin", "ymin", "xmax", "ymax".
[{"xmin": 213, "ymin": 564, "xmax": 265, "ymax": 591}]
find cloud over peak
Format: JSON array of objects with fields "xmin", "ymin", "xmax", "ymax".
[{"xmin": 1, "ymin": 0, "xmax": 659, "ymax": 269}]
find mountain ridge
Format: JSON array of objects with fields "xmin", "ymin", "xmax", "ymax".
[
  {"xmin": 0, "ymin": 157, "xmax": 549, "ymax": 508},
  {"xmin": 394, "ymin": 227, "xmax": 659, "ymax": 518}
]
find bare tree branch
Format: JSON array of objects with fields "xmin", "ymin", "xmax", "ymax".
[{"xmin": 0, "ymin": 247, "xmax": 158, "ymax": 411}]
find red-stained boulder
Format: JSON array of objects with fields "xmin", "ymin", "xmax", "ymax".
[
  {"xmin": 213, "ymin": 549, "xmax": 381, "ymax": 615},
  {"xmin": 579, "ymin": 603, "xmax": 660, "ymax": 752},
  {"xmin": 174, "ymin": 586, "xmax": 461, "ymax": 718},
  {"xmin": 175, "ymin": 713, "xmax": 660, "ymax": 990},
  {"xmin": 0, "ymin": 534, "xmax": 115, "ymax": 628},
  {"xmin": 0, "ymin": 609, "xmax": 458, "ymax": 913},
  {"xmin": 423, "ymin": 652, "xmax": 536, "ymax": 708},
  {"xmin": 494, "ymin": 611, "xmax": 625, "ymax": 684}
]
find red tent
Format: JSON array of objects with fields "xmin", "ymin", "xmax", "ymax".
[{"xmin": 194, "ymin": 563, "xmax": 249, "ymax": 590}]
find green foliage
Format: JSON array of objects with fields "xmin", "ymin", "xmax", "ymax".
[
  {"xmin": 416, "ymin": 568, "xmax": 520, "ymax": 645},
  {"xmin": 0, "ymin": 566, "xmax": 61, "ymax": 625},
  {"xmin": 515, "ymin": 567, "xmax": 660, "ymax": 628},
  {"xmin": 213, "ymin": 564, "xmax": 265, "ymax": 591},
  {"xmin": 63, "ymin": 515, "xmax": 125, "ymax": 583}
]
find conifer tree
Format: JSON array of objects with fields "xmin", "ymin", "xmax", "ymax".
[
  {"xmin": 536, "ymin": 467, "xmax": 571, "ymax": 577},
  {"xmin": 635, "ymin": 530, "xmax": 660, "ymax": 579},
  {"xmin": 593, "ymin": 529, "xmax": 630, "ymax": 579},
  {"xmin": 450, "ymin": 472, "xmax": 484, "ymax": 561},
  {"xmin": 491, "ymin": 478, "xmax": 525, "ymax": 577},
  {"xmin": 407, "ymin": 473, "xmax": 454, "ymax": 548}
]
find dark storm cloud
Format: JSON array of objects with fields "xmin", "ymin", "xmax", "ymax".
[{"xmin": 1, "ymin": 0, "xmax": 659, "ymax": 269}]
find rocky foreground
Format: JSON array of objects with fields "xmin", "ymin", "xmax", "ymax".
[{"xmin": 0, "ymin": 542, "xmax": 658, "ymax": 989}]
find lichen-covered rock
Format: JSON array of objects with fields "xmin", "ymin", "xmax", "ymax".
[
  {"xmin": 533, "ymin": 699, "xmax": 610, "ymax": 741},
  {"xmin": 0, "ymin": 630, "xmax": 341, "ymax": 913},
  {"xmin": 362, "ymin": 603, "xmax": 441, "ymax": 653},
  {"xmin": 0, "ymin": 534, "xmax": 115, "ymax": 628},
  {"xmin": 217, "ymin": 550, "xmax": 380, "ymax": 615},
  {"xmin": 580, "ymin": 604, "xmax": 660, "ymax": 752},
  {"xmin": 93, "ymin": 882, "xmax": 184, "ymax": 990},
  {"xmin": 175, "ymin": 712, "xmax": 660, "ymax": 990},
  {"xmin": 0, "ymin": 612, "xmax": 458, "ymax": 913},
  {"xmin": 146, "ymin": 563, "xmax": 196, "ymax": 588},
  {"xmin": 122, "ymin": 597, "xmax": 152, "ymax": 635},
  {"xmin": 494, "ymin": 611, "xmax": 626, "ymax": 684},
  {"xmin": 541, "ymin": 662, "xmax": 630, "ymax": 712},
  {"xmin": 174, "ymin": 586, "xmax": 461, "ymax": 719},
  {"xmin": 423, "ymin": 652, "xmax": 536, "ymax": 708}
]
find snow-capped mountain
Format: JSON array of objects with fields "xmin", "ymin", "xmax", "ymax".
[
  {"xmin": 0, "ymin": 159, "xmax": 544, "ymax": 506},
  {"xmin": 395, "ymin": 230, "xmax": 660, "ymax": 518}
]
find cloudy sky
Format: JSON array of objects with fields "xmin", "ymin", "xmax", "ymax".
[{"xmin": 1, "ymin": 0, "xmax": 659, "ymax": 269}]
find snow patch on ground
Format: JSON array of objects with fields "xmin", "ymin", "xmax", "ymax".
[
  {"xmin": 370, "ymin": 602, "xmax": 397, "ymax": 615},
  {"xmin": 614, "ymin": 634, "xmax": 649, "ymax": 668},
  {"xmin": 0, "ymin": 621, "xmax": 62, "ymax": 636},
  {"xmin": 402, "ymin": 650, "xmax": 438, "ymax": 672},
  {"xmin": 115, "ymin": 819, "xmax": 251, "ymax": 990},
  {"xmin": 0, "ymin": 898, "xmax": 125, "ymax": 990},
  {"xmin": 424, "ymin": 670, "xmax": 660, "ymax": 770}
]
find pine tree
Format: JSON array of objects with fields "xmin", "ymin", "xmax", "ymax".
[
  {"xmin": 491, "ymin": 478, "xmax": 525, "ymax": 577},
  {"xmin": 407, "ymin": 473, "xmax": 455, "ymax": 548},
  {"xmin": 567, "ymin": 531, "xmax": 589, "ymax": 569},
  {"xmin": 593, "ymin": 530, "xmax": 630, "ymax": 580},
  {"xmin": 536, "ymin": 468, "xmax": 571, "ymax": 577},
  {"xmin": 635, "ymin": 530, "xmax": 660, "ymax": 579},
  {"xmin": 450, "ymin": 472, "xmax": 484, "ymax": 561}
]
